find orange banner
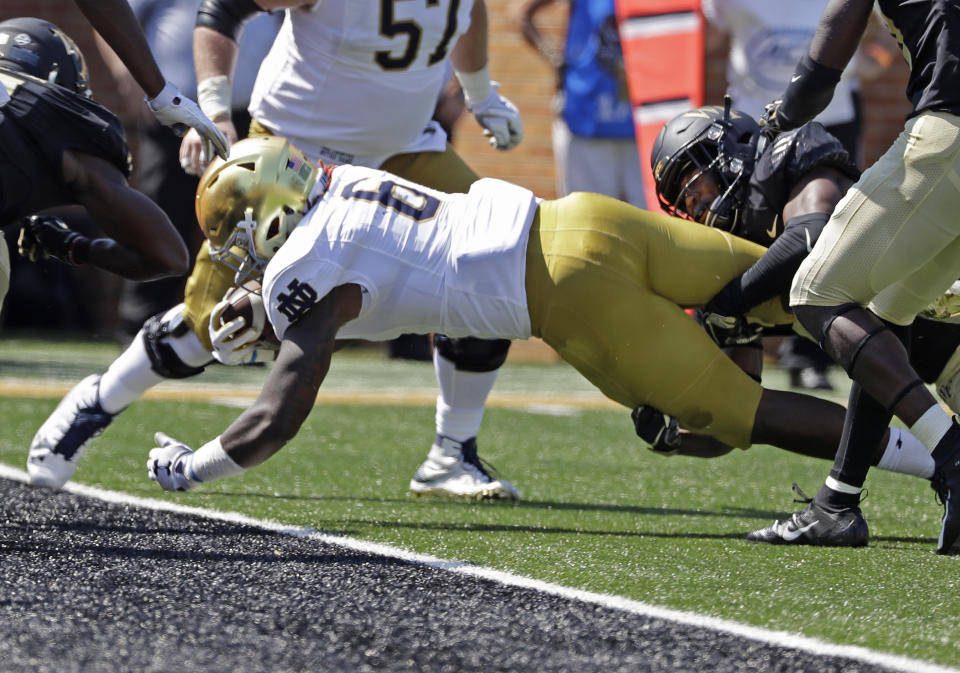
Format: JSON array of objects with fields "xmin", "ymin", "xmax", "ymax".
[{"xmin": 616, "ymin": 0, "xmax": 704, "ymax": 209}]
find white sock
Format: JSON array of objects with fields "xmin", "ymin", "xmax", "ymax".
[
  {"xmin": 825, "ymin": 475, "xmax": 861, "ymax": 495},
  {"xmin": 910, "ymin": 405, "xmax": 955, "ymax": 452},
  {"xmin": 433, "ymin": 350, "xmax": 498, "ymax": 443},
  {"xmin": 98, "ymin": 336, "xmax": 164, "ymax": 414},
  {"xmin": 99, "ymin": 305, "xmax": 212, "ymax": 414},
  {"xmin": 876, "ymin": 427, "xmax": 936, "ymax": 478}
]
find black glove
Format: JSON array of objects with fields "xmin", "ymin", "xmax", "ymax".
[
  {"xmin": 17, "ymin": 215, "xmax": 90, "ymax": 265},
  {"xmin": 698, "ymin": 308, "xmax": 762, "ymax": 348},
  {"xmin": 631, "ymin": 405, "xmax": 681, "ymax": 456},
  {"xmin": 758, "ymin": 99, "xmax": 797, "ymax": 138}
]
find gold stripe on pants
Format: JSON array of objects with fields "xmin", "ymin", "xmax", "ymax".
[{"xmin": 525, "ymin": 192, "xmax": 789, "ymax": 448}]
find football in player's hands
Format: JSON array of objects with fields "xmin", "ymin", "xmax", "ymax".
[{"xmin": 216, "ymin": 280, "xmax": 278, "ymax": 347}]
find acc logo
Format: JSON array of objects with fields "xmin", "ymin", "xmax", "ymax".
[
  {"xmin": 276, "ymin": 279, "xmax": 318, "ymax": 323},
  {"xmin": 13, "ymin": 33, "xmax": 31, "ymax": 46}
]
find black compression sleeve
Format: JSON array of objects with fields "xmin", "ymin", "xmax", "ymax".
[
  {"xmin": 196, "ymin": 0, "xmax": 264, "ymax": 41},
  {"xmin": 778, "ymin": 54, "xmax": 844, "ymax": 129},
  {"xmin": 707, "ymin": 212, "xmax": 830, "ymax": 316}
]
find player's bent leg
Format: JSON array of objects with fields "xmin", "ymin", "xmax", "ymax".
[
  {"xmin": 27, "ymin": 374, "xmax": 114, "ymax": 489},
  {"xmin": 384, "ymin": 147, "xmax": 521, "ymax": 500},
  {"xmin": 26, "ymin": 303, "xmax": 213, "ymax": 490},
  {"xmin": 409, "ymin": 336, "xmax": 518, "ymax": 500},
  {"xmin": 796, "ymin": 303, "xmax": 936, "ymax": 425},
  {"xmin": 182, "ymin": 242, "xmax": 236, "ymax": 351}
]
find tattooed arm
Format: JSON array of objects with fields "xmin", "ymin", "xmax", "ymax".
[{"xmin": 220, "ymin": 283, "xmax": 362, "ymax": 468}]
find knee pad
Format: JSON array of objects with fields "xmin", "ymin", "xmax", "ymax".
[
  {"xmin": 820, "ymin": 304, "xmax": 923, "ymax": 411},
  {"xmin": 817, "ymin": 303, "xmax": 884, "ymax": 373},
  {"xmin": 141, "ymin": 304, "xmax": 210, "ymax": 379},
  {"xmin": 433, "ymin": 335, "xmax": 511, "ymax": 372}
]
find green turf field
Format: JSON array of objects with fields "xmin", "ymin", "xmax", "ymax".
[{"xmin": 1, "ymin": 335, "xmax": 957, "ymax": 668}]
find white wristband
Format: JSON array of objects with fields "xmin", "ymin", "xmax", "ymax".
[
  {"xmin": 454, "ymin": 65, "xmax": 492, "ymax": 104},
  {"xmin": 197, "ymin": 75, "xmax": 232, "ymax": 122},
  {"xmin": 187, "ymin": 436, "xmax": 246, "ymax": 483}
]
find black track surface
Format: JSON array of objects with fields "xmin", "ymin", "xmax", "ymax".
[{"xmin": 0, "ymin": 478, "xmax": 903, "ymax": 673}]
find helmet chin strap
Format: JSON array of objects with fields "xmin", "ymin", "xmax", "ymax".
[{"xmin": 230, "ymin": 208, "xmax": 267, "ymax": 284}]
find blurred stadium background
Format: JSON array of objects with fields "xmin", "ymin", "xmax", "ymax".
[{"xmin": 0, "ymin": 0, "xmax": 911, "ymax": 341}]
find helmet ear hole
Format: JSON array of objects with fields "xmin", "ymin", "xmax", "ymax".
[{"xmin": 267, "ymin": 217, "xmax": 282, "ymax": 238}]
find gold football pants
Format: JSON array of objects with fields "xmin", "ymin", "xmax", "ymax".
[
  {"xmin": 792, "ymin": 110, "xmax": 960, "ymax": 324},
  {"xmin": 525, "ymin": 192, "xmax": 793, "ymax": 448},
  {"xmin": 183, "ymin": 121, "xmax": 479, "ymax": 349}
]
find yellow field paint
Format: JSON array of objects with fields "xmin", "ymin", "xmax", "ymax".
[{"xmin": 0, "ymin": 379, "xmax": 619, "ymax": 411}]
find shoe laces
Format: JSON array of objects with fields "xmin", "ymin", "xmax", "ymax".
[
  {"xmin": 459, "ymin": 439, "xmax": 499, "ymax": 481},
  {"xmin": 791, "ymin": 482, "xmax": 813, "ymax": 504},
  {"xmin": 791, "ymin": 482, "xmax": 868, "ymax": 509}
]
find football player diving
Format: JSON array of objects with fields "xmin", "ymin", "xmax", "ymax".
[
  {"xmin": 0, "ymin": 17, "xmax": 203, "ymax": 312},
  {"xmin": 27, "ymin": 0, "xmax": 525, "ymax": 501},
  {"xmin": 145, "ymin": 135, "xmax": 932, "ymax": 494},
  {"xmin": 645, "ymin": 101, "xmax": 960, "ymax": 546}
]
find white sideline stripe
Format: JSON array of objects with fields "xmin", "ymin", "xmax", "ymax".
[{"xmin": 1, "ymin": 463, "xmax": 954, "ymax": 673}]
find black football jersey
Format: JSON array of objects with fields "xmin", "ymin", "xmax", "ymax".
[
  {"xmin": 0, "ymin": 68, "xmax": 131, "ymax": 225},
  {"xmin": 733, "ymin": 122, "xmax": 860, "ymax": 246},
  {"xmin": 876, "ymin": 0, "xmax": 960, "ymax": 117}
]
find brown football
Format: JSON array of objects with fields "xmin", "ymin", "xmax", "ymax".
[{"xmin": 218, "ymin": 280, "xmax": 279, "ymax": 347}]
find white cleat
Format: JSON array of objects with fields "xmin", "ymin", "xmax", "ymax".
[
  {"xmin": 409, "ymin": 435, "xmax": 519, "ymax": 500},
  {"xmin": 27, "ymin": 375, "xmax": 115, "ymax": 490}
]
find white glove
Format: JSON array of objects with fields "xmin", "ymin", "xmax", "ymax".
[
  {"xmin": 147, "ymin": 432, "xmax": 197, "ymax": 491},
  {"xmin": 209, "ymin": 298, "xmax": 261, "ymax": 366},
  {"xmin": 467, "ymin": 83, "xmax": 523, "ymax": 151},
  {"xmin": 147, "ymin": 81, "xmax": 229, "ymax": 163}
]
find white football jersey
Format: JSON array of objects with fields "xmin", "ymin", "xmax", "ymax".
[
  {"xmin": 262, "ymin": 165, "xmax": 539, "ymax": 342},
  {"xmin": 250, "ymin": 0, "xmax": 474, "ymax": 167}
]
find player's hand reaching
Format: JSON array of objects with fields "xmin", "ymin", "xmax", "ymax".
[
  {"xmin": 699, "ymin": 308, "xmax": 762, "ymax": 348},
  {"xmin": 147, "ymin": 432, "xmax": 197, "ymax": 491},
  {"xmin": 17, "ymin": 215, "xmax": 91, "ymax": 265},
  {"xmin": 467, "ymin": 83, "xmax": 524, "ymax": 151},
  {"xmin": 179, "ymin": 119, "xmax": 238, "ymax": 177},
  {"xmin": 631, "ymin": 405, "xmax": 681, "ymax": 456},
  {"xmin": 147, "ymin": 81, "xmax": 229, "ymax": 163},
  {"xmin": 922, "ymin": 281, "xmax": 960, "ymax": 323},
  {"xmin": 758, "ymin": 99, "xmax": 797, "ymax": 138}
]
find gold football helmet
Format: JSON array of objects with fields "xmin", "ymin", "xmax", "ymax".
[{"xmin": 196, "ymin": 136, "xmax": 319, "ymax": 282}]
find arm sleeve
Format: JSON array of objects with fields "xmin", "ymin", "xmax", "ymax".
[
  {"xmin": 777, "ymin": 54, "xmax": 844, "ymax": 130},
  {"xmin": 707, "ymin": 212, "xmax": 830, "ymax": 316}
]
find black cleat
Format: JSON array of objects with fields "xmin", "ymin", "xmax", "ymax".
[
  {"xmin": 747, "ymin": 485, "xmax": 868, "ymax": 547},
  {"xmin": 931, "ymin": 420, "xmax": 960, "ymax": 555}
]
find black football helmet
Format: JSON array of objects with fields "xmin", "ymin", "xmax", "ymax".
[
  {"xmin": 650, "ymin": 101, "xmax": 759, "ymax": 231},
  {"xmin": 0, "ymin": 17, "xmax": 91, "ymax": 97}
]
